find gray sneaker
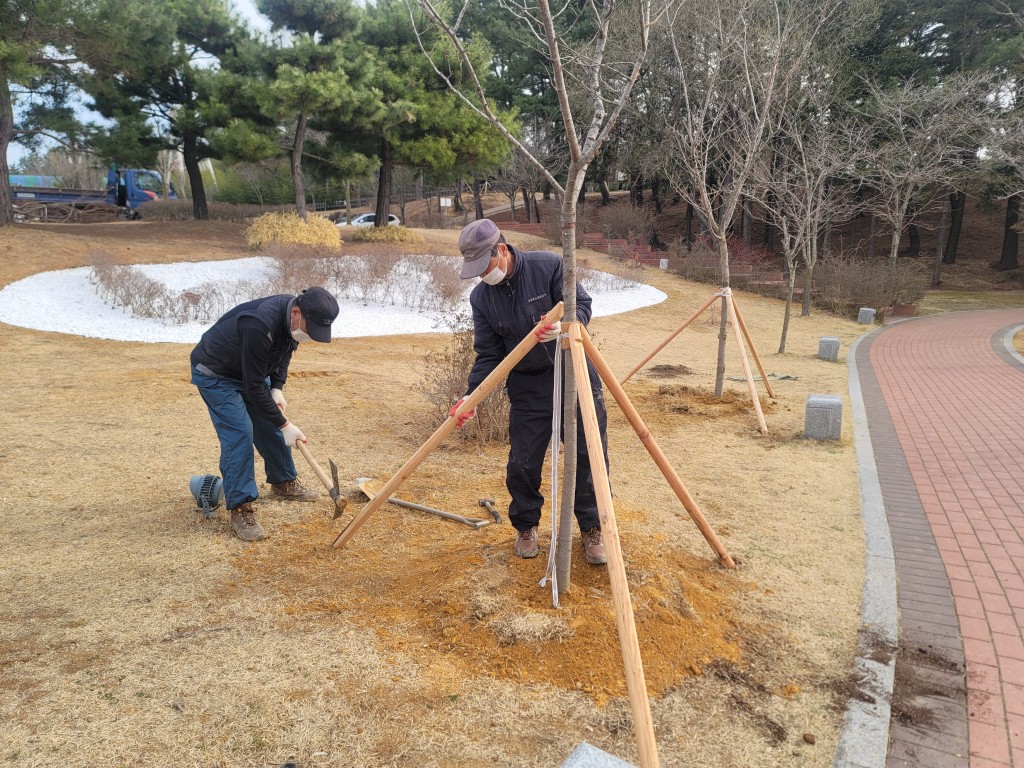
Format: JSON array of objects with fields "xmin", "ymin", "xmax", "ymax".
[
  {"xmin": 514, "ymin": 526, "xmax": 540, "ymax": 558},
  {"xmin": 230, "ymin": 503, "xmax": 266, "ymax": 541},
  {"xmin": 269, "ymin": 479, "xmax": 318, "ymax": 502}
]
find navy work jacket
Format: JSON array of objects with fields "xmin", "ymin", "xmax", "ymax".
[
  {"xmin": 190, "ymin": 294, "xmax": 297, "ymax": 429},
  {"xmin": 466, "ymin": 246, "xmax": 593, "ymax": 394}
]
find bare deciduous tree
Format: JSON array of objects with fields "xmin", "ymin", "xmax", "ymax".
[
  {"xmin": 859, "ymin": 75, "xmax": 990, "ymax": 267},
  {"xmin": 754, "ymin": 80, "xmax": 868, "ymax": 350},
  {"xmin": 647, "ymin": 0, "xmax": 837, "ymax": 394}
]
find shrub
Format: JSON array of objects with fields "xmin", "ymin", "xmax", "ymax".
[
  {"xmin": 87, "ymin": 250, "xmax": 252, "ymax": 324},
  {"xmin": 813, "ymin": 255, "xmax": 928, "ymax": 317},
  {"xmin": 418, "ymin": 307, "xmax": 510, "ymax": 445},
  {"xmin": 264, "ymin": 243, "xmax": 346, "ymax": 296},
  {"xmin": 601, "ymin": 203, "xmax": 655, "ymax": 243},
  {"xmin": 138, "ymin": 200, "xmax": 287, "ymax": 221},
  {"xmin": 244, "ymin": 211, "xmax": 341, "ymax": 250},
  {"xmin": 346, "ymin": 225, "xmax": 423, "ymax": 244}
]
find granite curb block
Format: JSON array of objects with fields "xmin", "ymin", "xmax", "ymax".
[
  {"xmin": 560, "ymin": 742, "xmax": 636, "ymax": 767},
  {"xmin": 1000, "ymin": 323, "xmax": 1024, "ymax": 367},
  {"xmin": 832, "ymin": 326, "xmax": 898, "ymax": 768}
]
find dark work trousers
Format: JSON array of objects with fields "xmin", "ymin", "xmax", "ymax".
[
  {"xmin": 505, "ymin": 365, "xmax": 609, "ymax": 533},
  {"xmin": 191, "ymin": 366, "xmax": 298, "ymax": 509}
]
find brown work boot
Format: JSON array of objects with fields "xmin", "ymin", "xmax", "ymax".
[
  {"xmin": 514, "ymin": 526, "xmax": 540, "ymax": 559},
  {"xmin": 269, "ymin": 479, "xmax": 318, "ymax": 502},
  {"xmin": 581, "ymin": 527, "xmax": 607, "ymax": 565},
  {"xmin": 230, "ymin": 502, "xmax": 266, "ymax": 542}
]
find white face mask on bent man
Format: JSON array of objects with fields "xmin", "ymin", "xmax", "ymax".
[{"xmin": 291, "ymin": 328, "xmax": 312, "ymax": 343}]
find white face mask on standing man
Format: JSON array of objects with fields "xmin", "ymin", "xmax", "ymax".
[{"xmin": 480, "ymin": 248, "xmax": 507, "ymax": 285}]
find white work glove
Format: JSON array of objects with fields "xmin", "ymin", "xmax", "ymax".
[
  {"xmin": 280, "ymin": 421, "xmax": 307, "ymax": 447},
  {"xmin": 270, "ymin": 388, "xmax": 287, "ymax": 412},
  {"xmin": 534, "ymin": 320, "xmax": 562, "ymax": 343},
  {"xmin": 449, "ymin": 398, "xmax": 476, "ymax": 429}
]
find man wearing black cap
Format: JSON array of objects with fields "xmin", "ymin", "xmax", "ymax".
[
  {"xmin": 190, "ymin": 287, "xmax": 340, "ymax": 541},
  {"xmin": 451, "ymin": 218, "xmax": 609, "ymax": 565}
]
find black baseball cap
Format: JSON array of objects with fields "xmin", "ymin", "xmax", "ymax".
[{"xmin": 295, "ymin": 287, "xmax": 339, "ymax": 343}]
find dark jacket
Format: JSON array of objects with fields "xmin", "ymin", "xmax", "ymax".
[
  {"xmin": 190, "ymin": 295, "xmax": 297, "ymax": 428},
  {"xmin": 466, "ymin": 246, "xmax": 592, "ymax": 394}
]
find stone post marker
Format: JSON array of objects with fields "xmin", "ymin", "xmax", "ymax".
[
  {"xmin": 818, "ymin": 337, "xmax": 840, "ymax": 362},
  {"xmin": 805, "ymin": 394, "xmax": 842, "ymax": 440},
  {"xmin": 857, "ymin": 307, "xmax": 876, "ymax": 324}
]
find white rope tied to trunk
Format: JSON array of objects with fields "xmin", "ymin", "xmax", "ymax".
[{"xmin": 539, "ymin": 333, "xmax": 565, "ymax": 607}]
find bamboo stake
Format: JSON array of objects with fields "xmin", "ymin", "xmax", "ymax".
[
  {"xmin": 620, "ymin": 293, "xmax": 721, "ymax": 384},
  {"xmin": 724, "ymin": 290, "xmax": 768, "ymax": 434},
  {"xmin": 728, "ymin": 293, "xmax": 775, "ymax": 399},
  {"xmin": 568, "ymin": 322, "xmax": 660, "ymax": 768},
  {"xmin": 581, "ymin": 327, "xmax": 735, "ymax": 568},
  {"xmin": 332, "ymin": 303, "xmax": 565, "ymax": 550}
]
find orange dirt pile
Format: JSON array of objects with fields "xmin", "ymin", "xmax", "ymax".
[{"xmin": 233, "ymin": 491, "xmax": 746, "ymax": 707}]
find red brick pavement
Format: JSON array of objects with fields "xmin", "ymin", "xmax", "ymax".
[{"xmin": 866, "ymin": 310, "xmax": 1024, "ymax": 768}]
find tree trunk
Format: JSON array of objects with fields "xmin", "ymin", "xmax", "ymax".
[
  {"xmin": 182, "ymin": 133, "xmax": 208, "ymax": 220},
  {"xmin": 779, "ymin": 260, "xmax": 797, "ymax": 354},
  {"xmin": 521, "ymin": 186, "xmax": 531, "ymax": 222},
  {"xmin": 997, "ymin": 194, "xmax": 1020, "ymax": 271},
  {"xmin": 801, "ymin": 262, "xmax": 814, "ymax": 316},
  {"xmin": 651, "ymin": 175, "xmax": 663, "ymax": 214},
  {"xmin": 0, "ymin": 75, "xmax": 15, "ymax": 227},
  {"xmin": 292, "ymin": 111, "xmax": 309, "ymax": 221},
  {"xmin": 556, "ymin": 165, "xmax": 587, "ymax": 595},
  {"xmin": 472, "ymin": 178, "xmax": 484, "ymax": 220},
  {"xmin": 507, "ymin": 190, "xmax": 517, "ymax": 221},
  {"xmin": 742, "ymin": 196, "xmax": 752, "ymax": 245},
  {"xmin": 685, "ymin": 203, "xmax": 694, "ymax": 251},
  {"xmin": 867, "ymin": 214, "xmax": 875, "ymax": 260},
  {"xmin": 532, "ymin": 191, "xmax": 541, "ymax": 224},
  {"xmin": 908, "ymin": 222, "xmax": 920, "ymax": 258},
  {"xmin": 714, "ymin": 235, "xmax": 730, "ymax": 397},
  {"xmin": 345, "ymin": 180, "xmax": 352, "ymax": 225},
  {"xmin": 630, "ymin": 173, "xmax": 644, "ymax": 207},
  {"xmin": 932, "ymin": 205, "xmax": 948, "ymax": 287},
  {"xmin": 598, "ymin": 178, "xmax": 612, "ymax": 205},
  {"xmin": 943, "ymin": 191, "xmax": 966, "ymax": 264},
  {"xmin": 375, "ymin": 140, "xmax": 394, "ymax": 227}
]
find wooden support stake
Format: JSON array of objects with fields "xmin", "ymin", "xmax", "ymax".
[
  {"xmin": 728, "ymin": 293, "xmax": 775, "ymax": 399},
  {"xmin": 581, "ymin": 327, "xmax": 735, "ymax": 568},
  {"xmin": 724, "ymin": 290, "xmax": 768, "ymax": 434},
  {"xmin": 332, "ymin": 303, "xmax": 565, "ymax": 550},
  {"xmin": 620, "ymin": 293, "xmax": 720, "ymax": 384},
  {"xmin": 569, "ymin": 322, "xmax": 660, "ymax": 768}
]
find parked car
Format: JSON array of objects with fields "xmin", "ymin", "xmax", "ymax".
[{"xmin": 343, "ymin": 212, "xmax": 401, "ymax": 228}]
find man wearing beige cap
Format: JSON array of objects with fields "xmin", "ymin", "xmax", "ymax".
[{"xmin": 450, "ymin": 218, "xmax": 609, "ymax": 565}]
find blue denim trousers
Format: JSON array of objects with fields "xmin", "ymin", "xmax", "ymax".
[{"xmin": 191, "ymin": 366, "xmax": 297, "ymax": 509}]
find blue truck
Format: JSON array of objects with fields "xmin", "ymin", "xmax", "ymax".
[{"xmin": 9, "ymin": 168, "xmax": 174, "ymax": 219}]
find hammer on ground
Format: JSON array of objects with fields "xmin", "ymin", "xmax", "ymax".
[{"xmin": 478, "ymin": 498, "xmax": 503, "ymax": 525}]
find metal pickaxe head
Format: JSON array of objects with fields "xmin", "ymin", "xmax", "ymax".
[
  {"xmin": 478, "ymin": 498, "xmax": 502, "ymax": 525},
  {"xmin": 328, "ymin": 459, "xmax": 346, "ymax": 520}
]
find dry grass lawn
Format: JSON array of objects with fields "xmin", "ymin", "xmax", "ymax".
[{"xmin": 0, "ymin": 220, "xmax": 871, "ymax": 767}]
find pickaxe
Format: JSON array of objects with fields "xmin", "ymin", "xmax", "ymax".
[{"xmin": 295, "ymin": 442, "xmax": 346, "ymax": 519}]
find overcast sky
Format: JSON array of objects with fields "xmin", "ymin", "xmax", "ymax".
[{"xmin": 6, "ymin": 0, "xmax": 272, "ymax": 170}]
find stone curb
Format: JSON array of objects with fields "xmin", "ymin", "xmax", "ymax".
[{"xmin": 832, "ymin": 326, "xmax": 898, "ymax": 768}]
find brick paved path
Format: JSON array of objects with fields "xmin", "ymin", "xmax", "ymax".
[{"xmin": 857, "ymin": 310, "xmax": 1024, "ymax": 768}]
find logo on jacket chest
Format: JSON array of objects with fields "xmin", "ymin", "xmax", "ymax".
[{"xmin": 526, "ymin": 293, "xmax": 548, "ymax": 304}]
